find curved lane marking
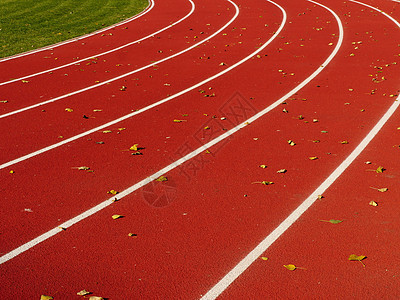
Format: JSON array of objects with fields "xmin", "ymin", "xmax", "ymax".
[
  {"xmin": 0, "ymin": 0, "xmax": 195, "ymax": 86},
  {"xmin": 0, "ymin": 0, "xmax": 237, "ymax": 119},
  {"xmin": 201, "ymin": 1, "xmax": 400, "ymax": 298},
  {"xmin": 0, "ymin": 0, "xmax": 154, "ymax": 62},
  {"xmin": 0, "ymin": 0, "xmax": 288, "ymax": 264}
]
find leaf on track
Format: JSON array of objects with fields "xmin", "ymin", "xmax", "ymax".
[
  {"xmin": 259, "ymin": 165, "xmax": 267, "ymax": 169},
  {"xmin": 261, "ymin": 257, "xmax": 269, "ymax": 261},
  {"xmin": 156, "ymin": 176, "xmax": 168, "ymax": 182},
  {"xmin": 369, "ymin": 201, "xmax": 378, "ymax": 207},
  {"xmin": 112, "ymin": 215, "xmax": 124, "ymax": 220},
  {"xmin": 287, "ymin": 140, "xmax": 296, "ymax": 146},
  {"xmin": 320, "ymin": 219, "xmax": 343, "ymax": 224},
  {"xmin": 309, "ymin": 156, "xmax": 318, "ymax": 160},
  {"xmin": 349, "ymin": 254, "xmax": 367, "ymax": 267},
  {"xmin": 277, "ymin": 169, "xmax": 287, "ymax": 173},
  {"xmin": 370, "ymin": 187, "xmax": 388, "ymax": 192},
  {"xmin": 89, "ymin": 297, "xmax": 104, "ymax": 300},
  {"xmin": 107, "ymin": 190, "xmax": 118, "ymax": 195},
  {"xmin": 41, "ymin": 296, "xmax": 53, "ymax": 300},
  {"xmin": 65, "ymin": 108, "xmax": 74, "ymax": 112},
  {"xmin": 77, "ymin": 289, "xmax": 91, "ymax": 296}
]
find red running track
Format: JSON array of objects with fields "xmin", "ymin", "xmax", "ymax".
[{"xmin": 1, "ymin": 0, "xmax": 400, "ymax": 299}]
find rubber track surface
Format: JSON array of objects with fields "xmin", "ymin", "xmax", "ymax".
[{"xmin": 1, "ymin": 0, "xmax": 400, "ymax": 298}]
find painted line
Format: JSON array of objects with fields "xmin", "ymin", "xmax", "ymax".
[
  {"xmin": 0, "ymin": 0, "xmax": 287, "ymax": 170},
  {"xmin": 201, "ymin": 1, "xmax": 400, "ymax": 299},
  {"xmin": 0, "ymin": 0, "xmax": 154, "ymax": 62},
  {"xmin": 0, "ymin": 0, "xmax": 238, "ymax": 119},
  {"xmin": 0, "ymin": 0, "xmax": 195, "ymax": 86},
  {"xmin": 0, "ymin": 0, "xmax": 288, "ymax": 265}
]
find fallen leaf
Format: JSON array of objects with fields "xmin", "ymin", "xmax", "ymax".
[
  {"xmin": 130, "ymin": 144, "xmax": 139, "ymax": 151},
  {"xmin": 112, "ymin": 214, "xmax": 124, "ymax": 220},
  {"xmin": 261, "ymin": 257, "xmax": 269, "ymax": 261},
  {"xmin": 9, "ymin": 170, "xmax": 14, "ymax": 174},
  {"xmin": 77, "ymin": 289, "xmax": 91, "ymax": 296},
  {"xmin": 309, "ymin": 156, "xmax": 318, "ymax": 160},
  {"xmin": 376, "ymin": 166, "xmax": 385, "ymax": 173},
  {"xmin": 348, "ymin": 254, "xmax": 367, "ymax": 267},
  {"xmin": 341, "ymin": 140, "xmax": 349, "ymax": 144},
  {"xmin": 173, "ymin": 119, "xmax": 187, "ymax": 123},
  {"xmin": 118, "ymin": 128, "xmax": 126, "ymax": 131},
  {"xmin": 369, "ymin": 201, "xmax": 378, "ymax": 207},
  {"xmin": 41, "ymin": 296, "xmax": 53, "ymax": 300},
  {"xmin": 89, "ymin": 297, "xmax": 104, "ymax": 300},
  {"xmin": 277, "ymin": 169, "xmax": 287, "ymax": 173},
  {"xmin": 0, "ymin": 100, "xmax": 8, "ymax": 103},
  {"xmin": 370, "ymin": 187, "xmax": 388, "ymax": 192},
  {"xmin": 93, "ymin": 109, "xmax": 103, "ymax": 112},
  {"xmin": 252, "ymin": 181, "xmax": 273, "ymax": 185},
  {"xmin": 120, "ymin": 86, "xmax": 127, "ymax": 91},
  {"xmin": 288, "ymin": 140, "xmax": 296, "ymax": 146},
  {"xmin": 108, "ymin": 190, "xmax": 119, "ymax": 195},
  {"xmin": 317, "ymin": 195, "xmax": 324, "ymax": 200},
  {"xmin": 65, "ymin": 108, "xmax": 74, "ymax": 112},
  {"xmin": 156, "ymin": 176, "xmax": 168, "ymax": 182},
  {"xmin": 102, "ymin": 130, "xmax": 112, "ymax": 133},
  {"xmin": 128, "ymin": 233, "xmax": 138, "ymax": 237},
  {"xmin": 284, "ymin": 264, "xmax": 297, "ymax": 270},
  {"xmin": 259, "ymin": 165, "xmax": 267, "ymax": 169},
  {"xmin": 320, "ymin": 219, "xmax": 343, "ymax": 224},
  {"xmin": 22, "ymin": 80, "xmax": 29, "ymax": 83}
]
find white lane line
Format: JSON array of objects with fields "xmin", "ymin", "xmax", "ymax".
[
  {"xmin": 0, "ymin": 0, "xmax": 154, "ymax": 63},
  {"xmin": 201, "ymin": 1, "xmax": 400, "ymax": 299},
  {"xmin": 0, "ymin": 0, "xmax": 195, "ymax": 86},
  {"xmin": 0, "ymin": 0, "xmax": 237, "ymax": 119},
  {"xmin": 0, "ymin": 0, "xmax": 288, "ymax": 171},
  {"xmin": 0, "ymin": 0, "xmax": 288, "ymax": 265}
]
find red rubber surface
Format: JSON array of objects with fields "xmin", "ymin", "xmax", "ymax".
[{"xmin": 1, "ymin": 0, "xmax": 400, "ymax": 298}]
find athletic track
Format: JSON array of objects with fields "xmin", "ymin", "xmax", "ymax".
[{"xmin": 1, "ymin": 0, "xmax": 400, "ymax": 298}]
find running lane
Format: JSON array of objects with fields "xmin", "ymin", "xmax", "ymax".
[{"xmin": 0, "ymin": 0, "xmax": 346, "ymax": 298}]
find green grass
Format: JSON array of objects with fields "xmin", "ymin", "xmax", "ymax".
[{"xmin": 0, "ymin": 0, "xmax": 149, "ymax": 58}]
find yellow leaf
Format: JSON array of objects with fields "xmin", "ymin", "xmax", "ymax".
[
  {"xmin": 22, "ymin": 80, "xmax": 29, "ymax": 83},
  {"xmin": 9, "ymin": 170, "xmax": 14, "ymax": 174},
  {"xmin": 341, "ymin": 140, "xmax": 349, "ymax": 144},
  {"xmin": 130, "ymin": 144, "xmax": 139, "ymax": 151},
  {"xmin": 118, "ymin": 127, "xmax": 126, "ymax": 131},
  {"xmin": 376, "ymin": 166, "xmax": 385, "ymax": 173},
  {"xmin": 112, "ymin": 214, "xmax": 123, "ymax": 220},
  {"xmin": 65, "ymin": 108, "xmax": 73, "ymax": 112},
  {"xmin": 78, "ymin": 166, "xmax": 90, "ymax": 170},
  {"xmin": 348, "ymin": 254, "xmax": 366, "ymax": 261},
  {"xmin": 93, "ymin": 109, "xmax": 103, "ymax": 112},
  {"xmin": 156, "ymin": 176, "xmax": 168, "ymax": 182},
  {"xmin": 284, "ymin": 264, "xmax": 297, "ymax": 270},
  {"xmin": 41, "ymin": 296, "xmax": 53, "ymax": 300},
  {"xmin": 309, "ymin": 156, "xmax": 318, "ymax": 160},
  {"xmin": 262, "ymin": 181, "xmax": 273, "ymax": 185},
  {"xmin": 369, "ymin": 201, "xmax": 378, "ymax": 207},
  {"xmin": 174, "ymin": 119, "xmax": 187, "ymax": 123},
  {"xmin": 120, "ymin": 86, "xmax": 127, "ymax": 91},
  {"xmin": 128, "ymin": 233, "xmax": 138, "ymax": 237},
  {"xmin": 89, "ymin": 297, "xmax": 104, "ymax": 300},
  {"xmin": 107, "ymin": 190, "xmax": 118, "ymax": 195},
  {"xmin": 102, "ymin": 130, "xmax": 112, "ymax": 133},
  {"xmin": 370, "ymin": 187, "xmax": 388, "ymax": 192},
  {"xmin": 77, "ymin": 289, "xmax": 90, "ymax": 296},
  {"xmin": 261, "ymin": 257, "xmax": 268, "ymax": 261},
  {"xmin": 277, "ymin": 169, "xmax": 287, "ymax": 173},
  {"xmin": 287, "ymin": 140, "xmax": 296, "ymax": 146},
  {"xmin": 259, "ymin": 165, "xmax": 267, "ymax": 169}
]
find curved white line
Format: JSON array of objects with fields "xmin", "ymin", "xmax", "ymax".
[
  {"xmin": 202, "ymin": 1, "xmax": 400, "ymax": 298},
  {"xmin": 0, "ymin": 0, "xmax": 195, "ymax": 86},
  {"xmin": 0, "ymin": 0, "xmax": 236, "ymax": 119},
  {"xmin": 0, "ymin": 0, "xmax": 154, "ymax": 63},
  {"xmin": 0, "ymin": 0, "xmax": 339, "ymax": 265}
]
